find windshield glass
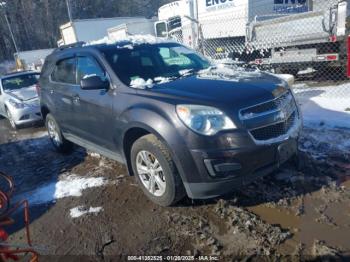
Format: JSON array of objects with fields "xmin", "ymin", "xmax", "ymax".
[
  {"xmin": 101, "ymin": 43, "xmax": 211, "ymax": 87},
  {"xmin": 2, "ymin": 73, "xmax": 40, "ymax": 91}
]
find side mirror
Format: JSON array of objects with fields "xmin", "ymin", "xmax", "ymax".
[{"xmin": 80, "ymin": 76, "xmax": 109, "ymax": 90}]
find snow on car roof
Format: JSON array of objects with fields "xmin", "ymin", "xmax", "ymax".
[{"xmin": 84, "ymin": 34, "xmax": 177, "ymax": 48}]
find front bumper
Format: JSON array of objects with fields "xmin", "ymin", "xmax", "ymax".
[
  {"xmin": 177, "ymin": 117, "xmax": 301, "ymax": 199},
  {"xmin": 183, "ymin": 137, "xmax": 298, "ymax": 199},
  {"xmin": 11, "ymin": 105, "xmax": 42, "ymax": 125}
]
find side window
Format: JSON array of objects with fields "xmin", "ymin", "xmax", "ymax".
[
  {"xmin": 76, "ymin": 56, "xmax": 106, "ymax": 83},
  {"xmin": 51, "ymin": 58, "xmax": 76, "ymax": 84},
  {"xmin": 155, "ymin": 22, "xmax": 167, "ymax": 37}
]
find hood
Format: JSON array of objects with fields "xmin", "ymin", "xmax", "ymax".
[
  {"xmin": 141, "ymin": 68, "xmax": 288, "ymax": 110},
  {"xmin": 6, "ymin": 85, "xmax": 38, "ymax": 102}
]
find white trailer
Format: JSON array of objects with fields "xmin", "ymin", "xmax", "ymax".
[
  {"xmin": 155, "ymin": 0, "xmax": 311, "ymax": 54},
  {"xmin": 246, "ymin": 0, "xmax": 349, "ymax": 76},
  {"xmin": 14, "ymin": 49, "xmax": 54, "ymax": 71},
  {"xmin": 59, "ymin": 17, "xmax": 149, "ymax": 46},
  {"xmin": 107, "ymin": 19, "xmax": 156, "ymax": 41}
]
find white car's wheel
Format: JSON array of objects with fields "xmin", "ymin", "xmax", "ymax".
[{"xmin": 6, "ymin": 109, "xmax": 17, "ymax": 129}]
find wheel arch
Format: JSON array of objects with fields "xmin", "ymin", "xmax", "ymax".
[
  {"xmin": 121, "ymin": 121, "xmax": 188, "ymax": 186},
  {"xmin": 40, "ymin": 105, "xmax": 50, "ymax": 120}
]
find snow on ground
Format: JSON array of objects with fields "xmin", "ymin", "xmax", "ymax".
[
  {"xmin": 70, "ymin": 206, "xmax": 103, "ymax": 218},
  {"xmin": 300, "ymin": 127, "xmax": 350, "ymax": 158},
  {"xmin": 18, "ymin": 174, "xmax": 109, "ymax": 205},
  {"xmin": 292, "ymin": 82, "xmax": 350, "ymax": 129}
]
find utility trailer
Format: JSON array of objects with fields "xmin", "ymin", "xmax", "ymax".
[
  {"xmin": 59, "ymin": 17, "xmax": 149, "ymax": 46},
  {"xmin": 245, "ymin": 0, "xmax": 350, "ymax": 77},
  {"xmin": 107, "ymin": 19, "xmax": 156, "ymax": 41}
]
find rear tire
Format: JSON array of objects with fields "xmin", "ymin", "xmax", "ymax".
[
  {"xmin": 45, "ymin": 114, "xmax": 73, "ymax": 154},
  {"xmin": 130, "ymin": 134, "xmax": 185, "ymax": 206}
]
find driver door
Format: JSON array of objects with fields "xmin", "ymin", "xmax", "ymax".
[{"xmin": 72, "ymin": 55, "xmax": 115, "ymax": 149}]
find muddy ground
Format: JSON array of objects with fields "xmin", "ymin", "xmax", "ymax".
[{"xmin": 0, "ymin": 113, "xmax": 350, "ymax": 261}]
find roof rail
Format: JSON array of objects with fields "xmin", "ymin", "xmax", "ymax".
[{"xmin": 54, "ymin": 41, "xmax": 86, "ymax": 52}]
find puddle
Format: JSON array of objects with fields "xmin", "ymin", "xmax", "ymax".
[{"xmin": 248, "ymin": 204, "xmax": 301, "ymax": 254}]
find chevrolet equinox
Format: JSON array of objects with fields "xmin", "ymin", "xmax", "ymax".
[{"xmin": 39, "ymin": 41, "xmax": 302, "ymax": 206}]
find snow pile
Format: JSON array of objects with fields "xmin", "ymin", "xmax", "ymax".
[
  {"xmin": 54, "ymin": 175, "xmax": 107, "ymax": 198},
  {"xmin": 20, "ymin": 174, "xmax": 109, "ymax": 205},
  {"xmin": 300, "ymin": 127, "xmax": 350, "ymax": 158},
  {"xmin": 292, "ymin": 83, "xmax": 350, "ymax": 129},
  {"xmin": 70, "ymin": 206, "xmax": 103, "ymax": 218}
]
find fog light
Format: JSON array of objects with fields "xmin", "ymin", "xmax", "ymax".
[
  {"xmin": 204, "ymin": 159, "xmax": 242, "ymax": 178},
  {"xmin": 20, "ymin": 115, "xmax": 30, "ymax": 120}
]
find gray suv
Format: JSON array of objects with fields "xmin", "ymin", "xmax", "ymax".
[{"xmin": 39, "ymin": 41, "xmax": 302, "ymax": 206}]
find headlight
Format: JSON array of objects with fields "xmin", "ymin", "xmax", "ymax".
[
  {"xmin": 176, "ymin": 105, "xmax": 236, "ymax": 136},
  {"xmin": 8, "ymin": 99, "xmax": 25, "ymax": 109}
]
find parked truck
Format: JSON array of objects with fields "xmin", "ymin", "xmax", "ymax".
[
  {"xmin": 107, "ymin": 19, "xmax": 156, "ymax": 41},
  {"xmin": 58, "ymin": 17, "xmax": 150, "ymax": 46},
  {"xmin": 155, "ymin": 0, "xmax": 312, "ymax": 53},
  {"xmin": 156, "ymin": 0, "xmax": 350, "ymax": 77},
  {"xmin": 246, "ymin": 0, "xmax": 349, "ymax": 76}
]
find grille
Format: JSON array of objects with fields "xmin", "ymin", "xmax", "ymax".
[
  {"xmin": 240, "ymin": 91, "xmax": 291, "ymax": 119},
  {"xmin": 239, "ymin": 90, "xmax": 299, "ymax": 142},
  {"xmin": 250, "ymin": 112, "xmax": 297, "ymax": 141}
]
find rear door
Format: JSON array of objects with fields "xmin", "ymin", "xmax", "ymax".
[
  {"xmin": 49, "ymin": 56, "xmax": 80, "ymax": 133},
  {"xmin": 73, "ymin": 54, "xmax": 115, "ymax": 149}
]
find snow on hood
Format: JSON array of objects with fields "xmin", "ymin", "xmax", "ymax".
[
  {"xmin": 6, "ymin": 85, "xmax": 38, "ymax": 101},
  {"xmin": 130, "ymin": 78, "xmax": 154, "ymax": 89},
  {"xmin": 197, "ymin": 64, "xmax": 263, "ymax": 82}
]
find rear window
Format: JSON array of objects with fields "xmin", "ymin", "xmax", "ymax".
[
  {"xmin": 1, "ymin": 73, "xmax": 39, "ymax": 91},
  {"xmin": 51, "ymin": 58, "xmax": 76, "ymax": 84}
]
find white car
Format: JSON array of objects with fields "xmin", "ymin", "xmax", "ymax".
[{"xmin": 0, "ymin": 71, "xmax": 42, "ymax": 129}]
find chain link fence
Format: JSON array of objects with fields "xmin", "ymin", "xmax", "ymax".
[{"xmin": 166, "ymin": 0, "xmax": 350, "ymax": 103}]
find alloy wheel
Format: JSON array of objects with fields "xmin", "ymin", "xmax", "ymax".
[
  {"xmin": 6, "ymin": 110, "xmax": 16, "ymax": 129},
  {"xmin": 136, "ymin": 150, "xmax": 166, "ymax": 197}
]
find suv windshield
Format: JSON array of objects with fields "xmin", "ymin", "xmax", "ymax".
[
  {"xmin": 2, "ymin": 73, "xmax": 40, "ymax": 91},
  {"xmin": 101, "ymin": 43, "xmax": 211, "ymax": 86}
]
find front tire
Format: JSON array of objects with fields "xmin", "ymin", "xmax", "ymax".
[
  {"xmin": 6, "ymin": 108, "xmax": 17, "ymax": 129},
  {"xmin": 131, "ymin": 134, "xmax": 185, "ymax": 206},
  {"xmin": 45, "ymin": 114, "xmax": 73, "ymax": 153}
]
